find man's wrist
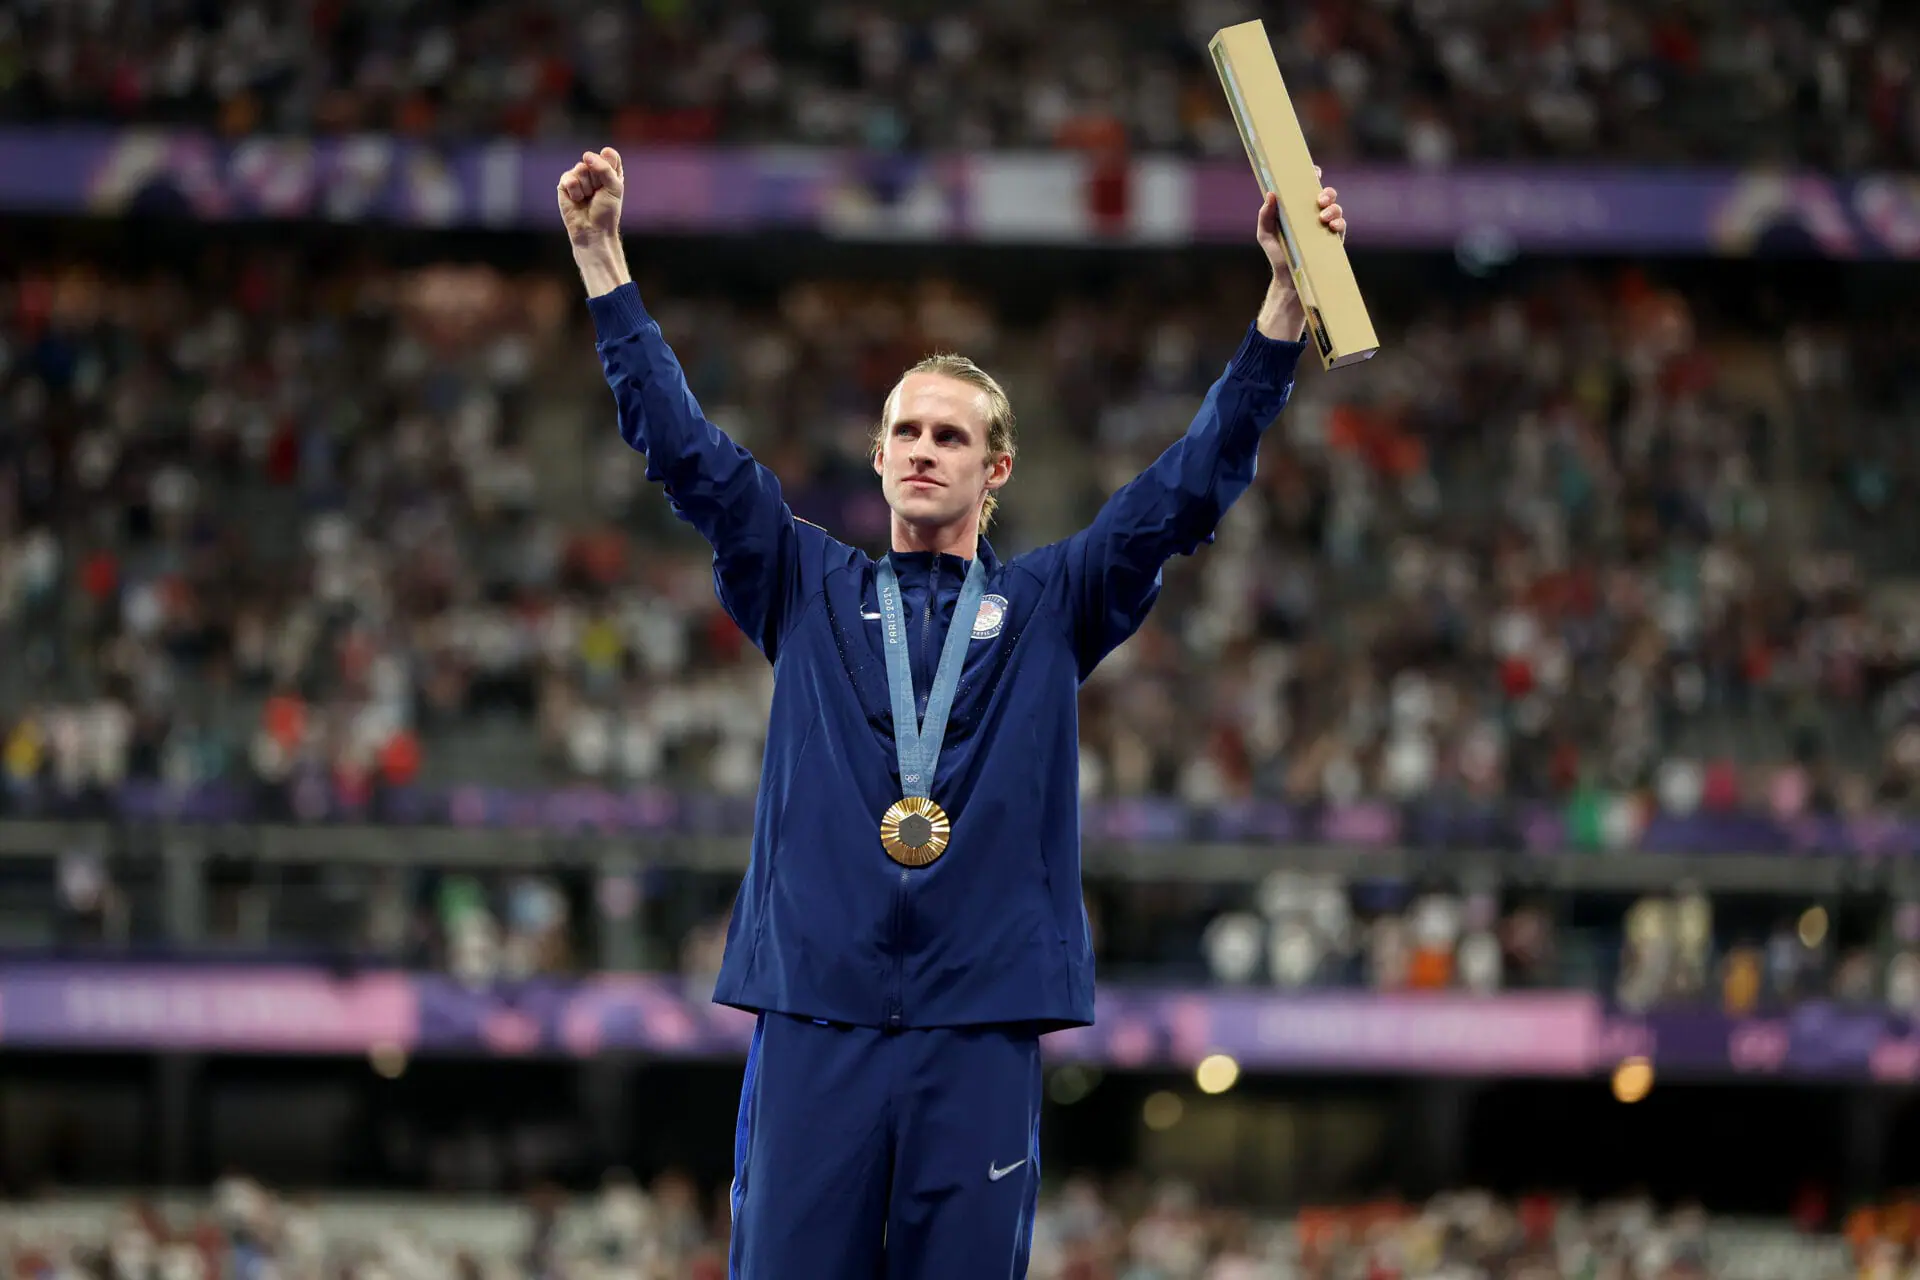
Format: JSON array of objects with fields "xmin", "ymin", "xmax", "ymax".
[
  {"xmin": 1256, "ymin": 273, "xmax": 1307, "ymax": 342},
  {"xmin": 1230, "ymin": 315, "xmax": 1308, "ymax": 386},
  {"xmin": 574, "ymin": 239, "xmax": 632, "ymax": 298}
]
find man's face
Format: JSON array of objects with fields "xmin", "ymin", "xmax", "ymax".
[{"xmin": 873, "ymin": 372, "xmax": 1010, "ymax": 531}]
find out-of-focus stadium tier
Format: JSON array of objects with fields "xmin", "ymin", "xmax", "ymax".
[
  {"xmin": 0, "ymin": 129, "xmax": 1917, "ymax": 255},
  {"xmin": 5, "ymin": 232, "xmax": 1916, "ymax": 814},
  {"xmin": 0, "ymin": 962, "xmax": 1912, "ymax": 1082},
  {"xmin": 3, "ymin": 0, "xmax": 1915, "ymax": 172},
  {"xmin": 0, "ymin": 1183, "xmax": 1863, "ymax": 1280}
]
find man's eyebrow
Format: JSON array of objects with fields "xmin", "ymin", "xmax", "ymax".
[{"xmin": 892, "ymin": 418, "xmax": 972, "ymax": 435}]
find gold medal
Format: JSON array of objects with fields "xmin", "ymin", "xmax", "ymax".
[{"xmin": 880, "ymin": 796, "xmax": 950, "ymax": 867}]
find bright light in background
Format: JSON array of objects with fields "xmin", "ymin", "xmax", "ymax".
[
  {"xmin": 1142, "ymin": 1091, "xmax": 1184, "ymax": 1131},
  {"xmin": 1799, "ymin": 906, "xmax": 1829, "ymax": 949},
  {"xmin": 1195, "ymin": 1054, "xmax": 1240, "ymax": 1095},
  {"xmin": 1612, "ymin": 1056, "xmax": 1653, "ymax": 1104},
  {"xmin": 369, "ymin": 1042, "xmax": 408, "ymax": 1079}
]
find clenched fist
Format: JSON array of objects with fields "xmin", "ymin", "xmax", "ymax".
[{"xmin": 558, "ymin": 147, "xmax": 624, "ymax": 249}]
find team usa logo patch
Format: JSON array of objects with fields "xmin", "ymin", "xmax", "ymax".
[{"xmin": 972, "ymin": 594, "xmax": 1009, "ymax": 640}]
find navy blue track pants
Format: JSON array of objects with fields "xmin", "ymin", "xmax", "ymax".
[{"xmin": 728, "ymin": 1012, "xmax": 1044, "ymax": 1279}]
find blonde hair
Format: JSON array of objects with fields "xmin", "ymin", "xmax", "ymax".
[{"xmin": 876, "ymin": 353, "xmax": 1018, "ymax": 532}]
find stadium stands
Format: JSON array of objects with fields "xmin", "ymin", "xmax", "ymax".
[
  {"xmin": 3, "ymin": 250, "xmax": 1916, "ymax": 809},
  {"xmin": 0, "ymin": 237, "xmax": 1916, "ymax": 1022},
  {"xmin": 3, "ymin": 0, "xmax": 1916, "ymax": 167},
  {"xmin": 0, "ymin": 1176, "xmax": 1863, "ymax": 1279}
]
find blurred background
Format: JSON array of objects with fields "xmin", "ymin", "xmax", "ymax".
[{"xmin": 1, "ymin": 0, "xmax": 1920, "ymax": 1276}]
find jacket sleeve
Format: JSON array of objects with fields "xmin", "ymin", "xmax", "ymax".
[
  {"xmin": 589, "ymin": 283, "xmax": 805, "ymax": 661},
  {"xmin": 1060, "ymin": 324, "xmax": 1306, "ymax": 677}
]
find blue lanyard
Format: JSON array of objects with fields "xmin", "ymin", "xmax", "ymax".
[{"xmin": 874, "ymin": 555, "xmax": 986, "ymax": 799}]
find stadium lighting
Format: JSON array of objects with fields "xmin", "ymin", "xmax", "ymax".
[
  {"xmin": 369, "ymin": 1042, "xmax": 409, "ymax": 1080},
  {"xmin": 1611, "ymin": 1056, "xmax": 1653, "ymax": 1104},
  {"xmin": 1195, "ymin": 1054, "xmax": 1241, "ymax": 1095},
  {"xmin": 1798, "ymin": 906, "xmax": 1829, "ymax": 949},
  {"xmin": 1143, "ymin": 1091, "xmax": 1185, "ymax": 1131}
]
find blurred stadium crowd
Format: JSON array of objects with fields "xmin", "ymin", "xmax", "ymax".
[
  {"xmin": 4, "ymin": 240, "xmax": 1920, "ymax": 1009},
  {"xmin": 3, "ymin": 0, "xmax": 1917, "ymax": 169},
  {"xmin": 0, "ymin": 1173, "xmax": 1863, "ymax": 1280},
  {"xmin": 2, "ymin": 250, "xmax": 1917, "ymax": 813}
]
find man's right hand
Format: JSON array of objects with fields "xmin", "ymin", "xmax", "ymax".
[
  {"xmin": 559, "ymin": 147, "xmax": 632, "ymax": 296},
  {"xmin": 559, "ymin": 147, "xmax": 624, "ymax": 246}
]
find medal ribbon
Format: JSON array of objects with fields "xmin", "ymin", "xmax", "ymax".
[{"xmin": 874, "ymin": 555, "xmax": 986, "ymax": 800}]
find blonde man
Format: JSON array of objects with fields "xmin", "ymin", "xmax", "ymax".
[{"xmin": 559, "ymin": 145, "xmax": 1347, "ymax": 1280}]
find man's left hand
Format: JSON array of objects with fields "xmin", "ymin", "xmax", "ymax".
[
  {"xmin": 1256, "ymin": 166, "xmax": 1345, "ymax": 278},
  {"xmin": 1256, "ymin": 166, "xmax": 1346, "ymax": 341}
]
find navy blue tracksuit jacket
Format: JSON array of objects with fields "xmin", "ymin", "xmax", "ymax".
[{"xmin": 590, "ymin": 283, "xmax": 1305, "ymax": 1278}]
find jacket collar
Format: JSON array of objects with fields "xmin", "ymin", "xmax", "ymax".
[{"xmin": 885, "ymin": 538, "xmax": 999, "ymax": 578}]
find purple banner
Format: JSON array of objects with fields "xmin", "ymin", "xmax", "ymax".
[
  {"xmin": 0, "ymin": 964, "xmax": 1599, "ymax": 1073},
  {"xmin": 1045, "ymin": 990, "xmax": 1598, "ymax": 1075},
  {"xmin": 8, "ymin": 778, "xmax": 1919, "ymax": 860},
  {"xmin": 1190, "ymin": 164, "xmax": 1918, "ymax": 256},
  {"xmin": 1, "ymin": 127, "xmax": 1917, "ymax": 257},
  {"xmin": 0, "ymin": 966, "xmax": 415, "ymax": 1052},
  {"xmin": 10, "ymin": 964, "xmax": 1920, "ymax": 1079},
  {"xmin": 1603, "ymin": 1005, "xmax": 1920, "ymax": 1082},
  {"xmin": 422, "ymin": 978, "xmax": 1601, "ymax": 1075}
]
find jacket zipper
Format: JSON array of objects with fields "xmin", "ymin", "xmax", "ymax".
[
  {"xmin": 891, "ymin": 564, "xmax": 937, "ymax": 1029},
  {"xmin": 917, "ymin": 571, "xmax": 935, "ymax": 719},
  {"xmin": 888, "ymin": 864, "xmax": 908, "ymax": 1030}
]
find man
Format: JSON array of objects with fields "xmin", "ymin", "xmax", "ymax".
[{"xmin": 557, "ymin": 145, "xmax": 1347, "ymax": 1278}]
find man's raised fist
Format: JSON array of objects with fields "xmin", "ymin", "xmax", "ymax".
[{"xmin": 558, "ymin": 147, "xmax": 624, "ymax": 249}]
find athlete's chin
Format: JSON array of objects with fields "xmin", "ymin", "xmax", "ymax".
[{"xmin": 889, "ymin": 490, "xmax": 964, "ymax": 524}]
